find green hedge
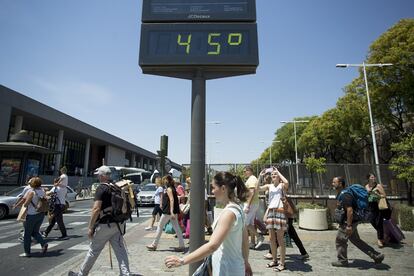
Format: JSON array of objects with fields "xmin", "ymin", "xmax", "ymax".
[{"xmin": 393, "ymin": 204, "xmax": 414, "ymax": 231}]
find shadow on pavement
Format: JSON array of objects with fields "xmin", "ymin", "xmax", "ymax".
[
  {"xmin": 349, "ymin": 259, "xmax": 391, "ymax": 271},
  {"xmin": 285, "ymin": 259, "xmax": 313, "ymax": 273},
  {"xmin": 30, "ymin": 249, "xmax": 64, "ymax": 258}
]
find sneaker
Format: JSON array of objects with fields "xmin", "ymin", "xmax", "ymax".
[
  {"xmin": 41, "ymin": 231, "xmax": 48, "ymax": 238},
  {"xmin": 255, "ymin": 235, "xmax": 264, "ymax": 249},
  {"xmin": 68, "ymin": 271, "xmax": 79, "ymax": 276},
  {"xmin": 331, "ymin": 261, "xmax": 349, "ymax": 267},
  {"xmin": 18, "ymin": 236, "xmax": 24, "ymax": 242},
  {"xmin": 145, "ymin": 226, "xmax": 154, "ymax": 231},
  {"xmin": 299, "ymin": 253, "xmax": 309, "ymax": 260},
  {"xmin": 21, "ymin": 253, "xmax": 31, "ymax": 258},
  {"xmin": 58, "ymin": 235, "xmax": 68, "ymax": 240},
  {"xmin": 373, "ymin": 253, "xmax": 385, "ymax": 264},
  {"xmin": 249, "ymin": 243, "xmax": 255, "ymax": 250}
]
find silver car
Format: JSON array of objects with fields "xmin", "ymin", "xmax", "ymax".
[
  {"xmin": 137, "ymin": 183, "xmax": 157, "ymax": 206},
  {"xmin": 0, "ymin": 185, "xmax": 77, "ymax": 219}
]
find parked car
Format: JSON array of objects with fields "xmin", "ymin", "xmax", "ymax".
[
  {"xmin": 137, "ymin": 183, "xmax": 157, "ymax": 206},
  {"xmin": 0, "ymin": 185, "xmax": 76, "ymax": 219}
]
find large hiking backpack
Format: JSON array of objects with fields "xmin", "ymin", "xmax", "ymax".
[
  {"xmin": 338, "ymin": 184, "xmax": 372, "ymax": 223},
  {"xmin": 100, "ymin": 183, "xmax": 133, "ymax": 230}
]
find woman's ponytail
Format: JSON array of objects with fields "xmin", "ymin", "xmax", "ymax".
[{"xmin": 233, "ymin": 175, "xmax": 248, "ymax": 202}]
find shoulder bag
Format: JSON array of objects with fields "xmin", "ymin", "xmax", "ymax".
[{"xmin": 281, "ymin": 190, "xmax": 296, "ymax": 218}]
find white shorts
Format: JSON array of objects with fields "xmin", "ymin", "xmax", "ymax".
[{"xmin": 244, "ymin": 203, "xmax": 259, "ymax": 226}]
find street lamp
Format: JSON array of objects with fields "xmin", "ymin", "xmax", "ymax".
[
  {"xmin": 336, "ymin": 62, "xmax": 393, "ymax": 183},
  {"xmin": 280, "ymin": 120, "xmax": 309, "ymax": 187},
  {"xmin": 260, "ymin": 140, "xmax": 281, "ymax": 166}
]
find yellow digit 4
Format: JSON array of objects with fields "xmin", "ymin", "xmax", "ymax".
[
  {"xmin": 208, "ymin": 33, "xmax": 221, "ymax": 55},
  {"xmin": 177, "ymin": 34, "xmax": 192, "ymax": 54},
  {"xmin": 228, "ymin": 33, "xmax": 242, "ymax": 45}
]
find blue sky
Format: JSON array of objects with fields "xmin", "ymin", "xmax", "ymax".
[{"xmin": 0, "ymin": 0, "xmax": 413, "ymax": 164}]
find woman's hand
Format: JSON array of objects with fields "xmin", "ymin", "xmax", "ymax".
[
  {"xmin": 165, "ymin": 255, "xmax": 183, "ymax": 268},
  {"xmin": 259, "ymin": 168, "xmax": 267, "ymax": 176}
]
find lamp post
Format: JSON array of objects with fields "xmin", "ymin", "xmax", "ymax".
[
  {"xmin": 336, "ymin": 62, "xmax": 393, "ymax": 184},
  {"xmin": 280, "ymin": 120, "xmax": 309, "ymax": 187},
  {"xmin": 260, "ymin": 140, "xmax": 281, "ymax": 166}
]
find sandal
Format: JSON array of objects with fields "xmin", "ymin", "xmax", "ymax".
[
  {"xmin": 273, "ymin": 264, "xmax": 285, "ymax": 272},
  {"xmin": 266, "ymin": 261, "xmax": 278, "ymax": 268},
  {"xmin": 146, "ymin": 244, "xmax": 157, "ymax": 251}
]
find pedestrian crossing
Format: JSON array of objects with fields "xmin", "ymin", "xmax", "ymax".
[{"xmin": 0, "ymin": 208, "xmax": 151, "ymax": 252}]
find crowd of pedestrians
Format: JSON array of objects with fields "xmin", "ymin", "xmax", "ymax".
[{"xmin": 10, "ymin": 164, "xmax": 398, "ymax": 276}]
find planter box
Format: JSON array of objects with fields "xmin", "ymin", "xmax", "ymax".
[{"xmin": 299, "ymin": 208, "xmax": 328, "ymax": 230}]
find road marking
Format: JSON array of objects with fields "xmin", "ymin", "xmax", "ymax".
[
  {"xmin": 67, "ymin": 243, "xmax": 90, "ymax": 251},
  {"xmin": 0, "ymin": 243, "xmax": 19, "ymax": 249},
  {"xmin": 67, "ymin": 222, "xmax": 87, "ymax": 226},
  {"xmin": 0, "ymin": 221, "xmax": 15, "ymax": 226}
]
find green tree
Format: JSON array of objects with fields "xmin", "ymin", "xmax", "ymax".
[{"xmin": 390, "ymin": 134, "xmax": 414, "ymax": 205}]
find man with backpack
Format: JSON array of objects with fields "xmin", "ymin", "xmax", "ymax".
[
  {"xmin": 332, "ymin": 176, "xmax": 385, "ymax": 267},
  {"xmin": 68, "ymin": 165, "xmax": 131, "ymax": 276}
]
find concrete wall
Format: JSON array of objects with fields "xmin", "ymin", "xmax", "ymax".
[{"xmin": 105, "ymin": 145, "xmax": 127, "ymax": 166}]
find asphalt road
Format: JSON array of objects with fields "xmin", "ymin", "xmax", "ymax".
[{"xmin": 0, "ymin": 199, "xmax": 152, "ymax": 276}]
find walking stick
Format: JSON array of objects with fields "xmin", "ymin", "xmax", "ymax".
[{"xmin": 108, "ymin": 242, "xmax": 113, "ymax": 269}]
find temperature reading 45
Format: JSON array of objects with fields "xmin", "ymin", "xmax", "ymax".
[{"xmin": 177, "ymin": 33, "xmax": 243, "ymax": 55}]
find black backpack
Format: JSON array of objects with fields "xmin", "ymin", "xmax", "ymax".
[{"xmin": 99, "ymin": 183, "xmax": 132, "ymax": 234}]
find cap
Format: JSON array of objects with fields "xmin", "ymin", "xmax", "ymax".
[{"xmin": 94, "ymin": 165, "xmax": 111, "ymax": 176}]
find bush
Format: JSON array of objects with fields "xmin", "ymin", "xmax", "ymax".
[{"xmin": 393, "ymin": 204, "xmax": 414, "ymax": 231}]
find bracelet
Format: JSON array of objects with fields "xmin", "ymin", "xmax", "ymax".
[{"xmin": 179, "ymin": 257, "xmax": 185, "ymax": 266}]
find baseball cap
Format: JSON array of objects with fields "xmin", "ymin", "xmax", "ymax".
[{"xmin": 94, "ymin": 165, "xmax": 111, "ymax": 176}]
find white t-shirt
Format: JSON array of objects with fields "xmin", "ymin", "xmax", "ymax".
[
  {"xmin": 211, "ymin": 203, "xmax": 245, "ymax": 276},
  {"xmin": 18, "ymin": 185, "xmax": 32, "ymax": 198},
  {"xmin": 59, "ymin": 174, "xmax": 68, "ymax": 187},
  {"xmin": 154, "ymin": 186, "xmax": 164, "ymax": 205},
  {"xmin": 26, "ymin": 188, "xmax": 46, "ymax": 215},
  {"xmin": 268, "ymin": 183, "xmax": 283, "ymax": 209},
  {"xmin": 51, "ymin": 186, "xmax": 66, "ymax": 205}
]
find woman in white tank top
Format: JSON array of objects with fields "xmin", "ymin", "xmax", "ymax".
[
  {"xmin": 257, "ymin": 167, "xmax": 289, "ymax": 272},
  {"xmin": 164, "ymin": 171, "xmax": 253, "ymax": 276}
]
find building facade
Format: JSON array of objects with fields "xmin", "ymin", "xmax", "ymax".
[{"xmin": 0, "ymin": 85, "xmax": 180, "ymax": 190}]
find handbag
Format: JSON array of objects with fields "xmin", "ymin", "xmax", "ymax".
[
  {"xmin": 281, "ymin": 190, "xmax": 296, "ymax": 218},
  {"xmin": 180, "ymin": 203, "xmax": 190, "ymax": 215},
  {"xmin": 31, "ymin": 189, "xmax": 49, "ymax": 213},
  {"xmin": 378, "ymin": 197, "xmax": 388, "ymax": 210},
  {"xmin": 192, "ymin": 255, "xmax": 212, "ymax": 276},
  {"xmin": 17, "ymin": 205, "xmax": 28, "ymax": 222}
]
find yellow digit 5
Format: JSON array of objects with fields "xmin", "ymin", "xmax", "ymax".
[
  {"xmin": 208, "ymin": 33, "xmax": 221, "ymax": 55},
  {"xmin": 228, "ymin": 33, "xmax": 242, "ymax": 45},
  {"xmin": 177, "ymin": 34, "xmax": 192, "ymax": 54}
]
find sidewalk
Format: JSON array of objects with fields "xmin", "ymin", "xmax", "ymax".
[{"xmin": 42, "ymin": 221, "xmax": 414, "ymax": 276}]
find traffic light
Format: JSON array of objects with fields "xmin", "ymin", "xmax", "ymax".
[{"xmin": 160, "ymin": 135, "xmax": 168, "ymax": 156}]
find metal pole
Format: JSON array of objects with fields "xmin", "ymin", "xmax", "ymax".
[
  {"xmin": 189, "ymin": 70, "xmax": 206, "ymax": 275},
  {"xmin": 362, "ymin": 62, "xmax": 382, "ymax": 183},
  {"xmin": 294, "ymin": 121, "xmax": 299, "ymax": 188},
  {"xmin": 270, "ymin": 144, "xmax": 272, "ymax": 166}
]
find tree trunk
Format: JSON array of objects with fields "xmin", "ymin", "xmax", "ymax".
[{"xmin": 407, "ymin": 180, "xmax": 413, "ymax": 206}]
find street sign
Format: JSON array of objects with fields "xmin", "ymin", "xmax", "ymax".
[{"xmin": 142, "ymin": 0, "xmax": 256, "ymax": 22}]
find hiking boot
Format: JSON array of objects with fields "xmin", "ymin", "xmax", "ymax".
[
  {"xmin": 331, "ymin": 261, "xmax": 349, "ymax": 267},
  {"xmin": 373, "ymin": 253, "xmax": 385, "ymax": 264}
]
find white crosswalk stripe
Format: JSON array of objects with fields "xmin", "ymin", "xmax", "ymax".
[{"xmin": 0, "ymin": 243, "xmax": 19, "ymax": 249}]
